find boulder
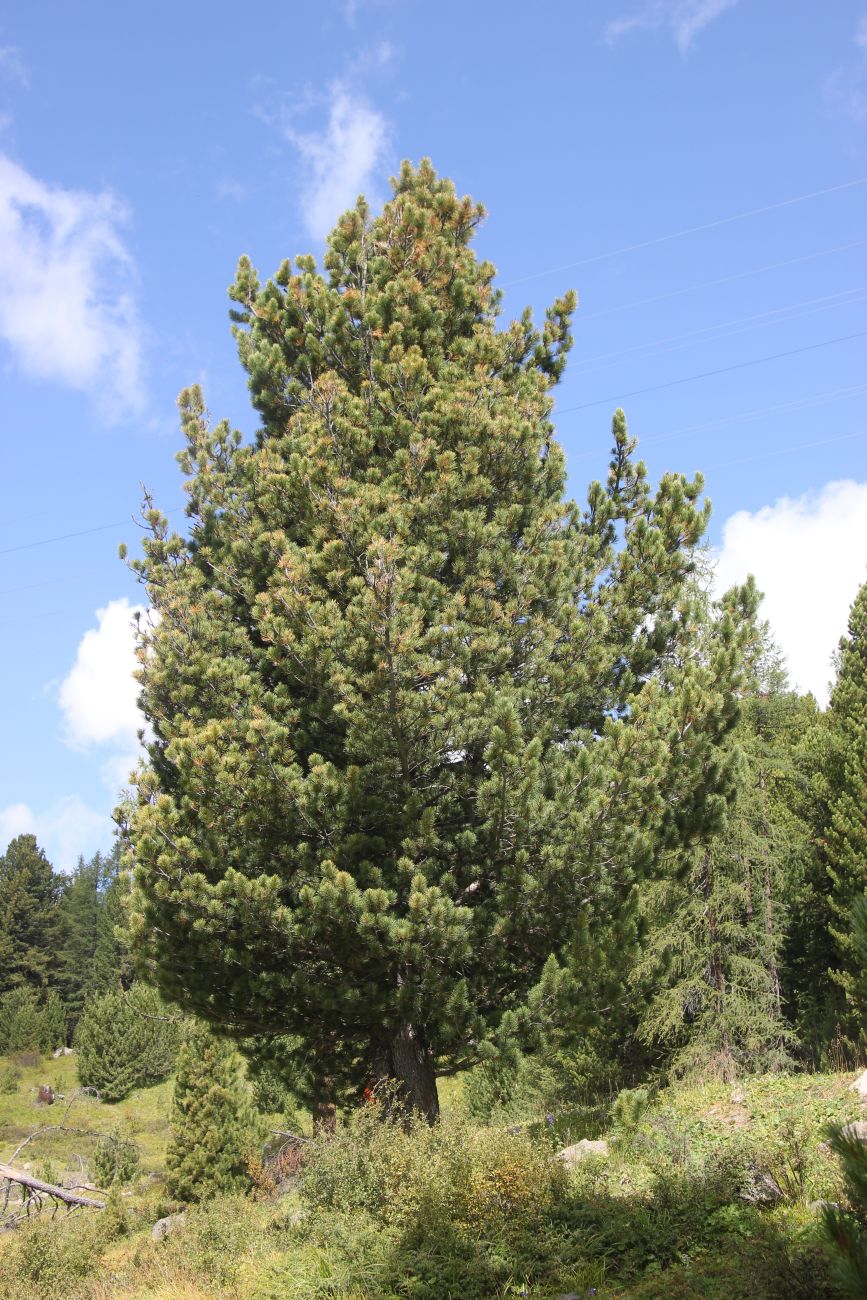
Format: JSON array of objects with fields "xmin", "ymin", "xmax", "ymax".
[
  {"xmin": 850, "ymin": 1069, "xmax": 867, "ymax": 1098},
  {"xmin": 151, "ymin": 1212, "xmax": 186, "ymax": 1242},
  {"xmin": 841, "ymin": 1120, "xmax": 867, "ymax": 1142},
  {"xmin": 740, "ymin": 1170, "xmax": 782, "ymax": 1205},
  {"xmin": 555, "ymin": 1139, "xmax": 609, "ymax": 1168}
]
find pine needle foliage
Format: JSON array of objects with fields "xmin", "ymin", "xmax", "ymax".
[
  {"xmin": 122, "ymin": 160, "xmax": 756, "ymax": 1118},
  {"xmin": 74, "ymin": 982, "xmax": 181, "ymax": 1102},
  {"xmin": 165, "ymin": 1024, "xmax": 260, "ymax": 1202}
]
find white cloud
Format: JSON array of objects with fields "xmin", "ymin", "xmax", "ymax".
[
  {"xmin": 0, "ymin": 153, "xmax": 144, "ymax": 414},
  {"xmin": 715, "ymin": 480, "xmax": 867, "ymax": 706},
  {"xmin": 0, "ymin": 801, "xmax": 35, "ymax": 845},
  {"xmin": 284, "ymin": 82, "xmax": 390, "ymax": 241},
  {"xmin": 605, "ymin": 0, "xmax": 740, "ymax": 53},
  {"xmin": 0, "ymin": 796, "xmax": 108, "ymax": 873},
  {"xmin": 59, "ymin": 598, "xmax": 144, "ymax": 750}
]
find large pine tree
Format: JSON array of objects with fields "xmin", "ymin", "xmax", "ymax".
[{"xmin": 123, "ymin": 161, "xmax": 754, "ymax": 1118}]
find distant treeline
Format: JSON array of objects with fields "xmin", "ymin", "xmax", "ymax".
[{"xmin": 0, "ymin": 838, "xmax": 131, "ymax": 1052}]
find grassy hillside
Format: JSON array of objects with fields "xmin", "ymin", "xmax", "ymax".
[{"xmin": 0, "ymin": 1052, "xmax": 863, "ymax": 1298}]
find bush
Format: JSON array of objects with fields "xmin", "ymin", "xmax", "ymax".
[
  {"xmin": 74, "ymin": 982, "xmax": 182, "ymax": 1102},
  {"xmin": 0, "ymin": 1063, "xmax": 20, "ymax": 1093},
  {"xmin": 0, "ymin": 1211, "xmax": 114, "ymax": 1299},
  {"xmin": 301, "ymin": 1099, "xmax": 565, "ymax": 1238},
  {"xmin": 822, "ymin": 1122, "xmax": 867, "ymax": 1298},
  {"xmin": 0, "ymin": 987, "xmax": 65, "ymax": 1055},
  {"xmin": 92, "ymin": 1127, "xmax": 141, "ymax": 1187}
]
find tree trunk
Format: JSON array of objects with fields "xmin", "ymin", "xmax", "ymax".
[
  {"xmin": 378, "ymin": 1023, "xmax": 440, "ymax": 1123},
  {"xmin": 0, "ymin": 1162, "xmax": 105, "ymax": 1209},
  {"xmin": 312, "ymin": 1075, "xmax": 336, "ymax": 1135}
]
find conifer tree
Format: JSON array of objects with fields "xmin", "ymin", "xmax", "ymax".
[
  {"xmin": 123, "ymin": 161, "xmax": 755, "ymax": 1118},
  {"xmin": 165, "ymin": 1025, "xmax": 260, "ymax": 1202},
  {"xmin": 90, "ymin": 847, "xmax": 134, "ymax": 995},
  {"xmin": 0, "ymin": 835, "xmax": 58, "ymax": 993},
  {"xmin": 826, "ymin": 579, "xmax": 867, "ymax": 1037},
  {"xmin": 75, "ymin": 983, "xmax": 181, "ymax": 1102},
  {"xmin": 634, "ymin": 624, "xmax": 797, "ymax": 1081},
  {"xmin": 56, "ymin": 853, "xmax": 102, "ymax": 1026}
]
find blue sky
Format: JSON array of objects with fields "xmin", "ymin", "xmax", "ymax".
[{"xmin": 1, "ymin": 0, "xmax": 865, "ymax": 870}]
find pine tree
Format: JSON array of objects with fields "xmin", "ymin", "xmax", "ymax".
[
  {"xmin": 0, "ymin": 987, "xmax": 43, "ymax": 1053},
  {"xmin": 165, "ymin": 1024, "xmax": 260, "ymax": 1202},
  {"xmin": 826, "ymin": 579, "xmax": 867, "ymax": 1039},
  {"xmin": 122, "ymin": 161, "xmax": 755, "ymax": 1119},
  {"xmin": 74, "ymin": 982, "xmax": 181, "ymax": 1102},
  {"xmin": 0, "ymin": 835, "xmax": 59, "ymax": 993}
]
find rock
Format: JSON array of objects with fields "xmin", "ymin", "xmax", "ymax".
[
  {"xmin": 52, "ymin": 1046, "xmax": 74, "ymax": 1058},
  {"xmin": 151, "ymin": 1212, "xmax": 186, "ymax": 1242},
  {"xmin": 841, "ymin": 1120, "xmax": 867, "ymax": 1142},
  {"xmin": 740, "ymin": 1170, "xmax": 782, "ymax": 1205},
  {"xmin": 555, "ymin": 1139, "xmax": 609, "ymax": 1168},
  {"xmin": 850, "ymin": 1069, "xmax": 867, "ymax": 1098}
]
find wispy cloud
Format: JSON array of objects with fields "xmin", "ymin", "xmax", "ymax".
[
  {"xmin": 605, "ymin": 0, "xmax": 740, "ymax": 54},
  {"xmin": 0, "ymin": 153, "xmax": 145, "ymax": 416},
  {"xmin": 0, "ymin": 45, "xmax": 28, "ymax": 88},
  {"xmin": 281, "ymin": 81, "xmax": 391, "ymax": 242},
  {"xmin": 825, "ymin": 14, "xmax": 867, "ymax": 125},
  {"xmin": 714, "ymin": 479, "xmax": 867, "ymax": 706},
  {"xmin": 0, "ymin": 796, "xmax": 109, "ymax": 873}
]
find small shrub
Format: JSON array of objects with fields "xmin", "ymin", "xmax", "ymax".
[
  {"xmin": 610, "ymin": 1086, "xmax": 651, "ymax": 1149},
  {"xmin": 92, "ymin": 1127, "xmax": 141, "ymax": 1187},
  {"xmin": 0, "ymin": 1211, "xmax": 111, "ymax": 1298},
  {"xmin": 0, "ymin": 1063, "xmax": 20, "ymax": 1092}
]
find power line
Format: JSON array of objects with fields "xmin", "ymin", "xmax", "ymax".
[
  {"xmin": 703, "ymin": 428, "xmax": 866, "ymax": 471},
  {"xmin": 567, "ymin": 383, "xmax": 867, "ymax": 460},
  {"xmin": 556, "ymin": 330, "xmax": 867, "ymax": 415},
  {"xmin": 502, "ymin": 176, "xmax": 867, "ymax": 288},
  {"xmin": 575, "ymin": 239, "xmax": 867, "ymax": 323},
  {"xmin": 570, "ymin": 285, "xmax": 867, "ymax": 371},
  {"xmin": 0, "ymin": 507, "xmax": 183, "ymax": 559}
]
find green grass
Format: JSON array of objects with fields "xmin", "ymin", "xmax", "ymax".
[{"xmin": 1, "ymin": 1056, "xmax": 864, "ymax": 1298}]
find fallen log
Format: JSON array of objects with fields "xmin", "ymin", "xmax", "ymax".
[{"xmin": 0, "ymin": 1162, "xmax": 105, "ymax": 1210}]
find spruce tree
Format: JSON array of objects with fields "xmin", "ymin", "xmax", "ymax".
[
  {"xmin": 0, "ymin": 835, "xmax": 58, "ymax": 993},
  {"xmin": 826, "ymin": 579, "xmax": 867, "ymax": 1038},
  {"xmin": 634, "ymin": 625, "xmax": 797, "ymax": 1081},
  {"xmin": 165, "ymin": 1024, "xmax": 260, "ymax": 1202},
  {"xmin": 56, "ymin": 853, "xmax": 102, "ymax": 1027},
  {"xmin": 90, "ymin": 847, "xmax": 134, "ymax": 995},
  {"xmin": 123, "ymin": 161, "xmax": 755, "ymax": 1118}
]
